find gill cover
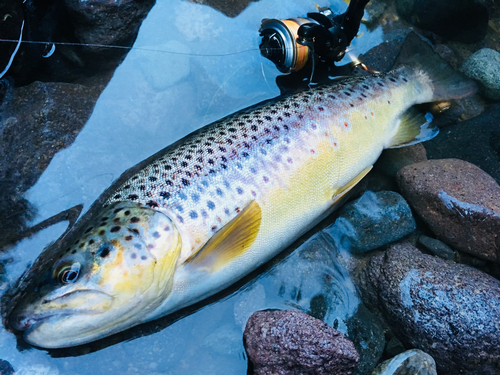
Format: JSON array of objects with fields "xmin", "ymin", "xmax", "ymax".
[{"xmin": 11, "ymin": 202, "xmax": 182, "ymax": 348}]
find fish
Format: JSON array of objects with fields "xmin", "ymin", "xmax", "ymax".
[{"xmin": 8, "ymin": 33, "xmax": 476, "ymax": 348}]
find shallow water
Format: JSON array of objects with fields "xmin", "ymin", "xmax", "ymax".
[{"xmin": 0, "ymin": 0, "xmax": 384, "ymax": 373}]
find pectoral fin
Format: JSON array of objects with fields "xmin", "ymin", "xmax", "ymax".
[
  {"xmin": 388, "ymin": 107, "xmax": 438, "ymax": 149},
  {"xmin": 332, "ymin": 166, "xmax": 373, "ymax": 205},
  {"xmin": 185, "ymin": 200, "xmax": 262, "ymax": 272}
]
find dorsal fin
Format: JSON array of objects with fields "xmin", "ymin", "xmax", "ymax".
[
  {"xmin": 184, "ymin": 200, "xmax": 262, "ymax": 272},
  {"xmin": 389, "ymin": 107, "xmax": 438, "ymax": 149}
]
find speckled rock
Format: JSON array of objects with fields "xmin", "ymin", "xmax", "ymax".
[
  {"xmin": 418, "ymin": 235, "xmax": 455, "ymax": 260},
  {"xmin": 375, "ymin": 144, "xmax": 427, "ymax": 177},
  {"xmin": 324, "ymin": 191, "xmax": 416, "ymax": 253},
  {"xmin": 361, "ymin": 243, "xmax": 500, "ymax": 375},
  {"xmin": 396, "ymin": 159, "xmax": 500, "ymax": 262},
  {"xmin": 395, "ymin": 0, "xmax": 488, "ymax": 43},
  {"xmin": 424, "ymin": 104, "xmax": 500, "ymax": 184},
  {"xmin": 461, "ymin": 48, "xmax": 500, "ymax": 101},
  {"xmin": 244, "ymin": 310, "xmax": 359, "ymax": 375},
  {"xmin": 371, "ymin": 349, "xmax": 436, "ymax": 375}
]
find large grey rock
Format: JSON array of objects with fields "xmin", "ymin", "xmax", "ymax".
[
  {"xmin": 324, "ymin": 191, "xmax": 416, "ymax": 253},
  {"xmin": 361, "ymin": 243, "xmax": 500, "ymax": 375},
  {"xmin": 461, "ymin": 48, "xmax": 500, "ymax": 101},
  {"xmin": 244, "ymin": 310, "xmax": 359, "ymax": 375},
  {"xmin": 371, "ymin": 349, "xmax": 436, "ymax": 375},
  {"xmin": 396, "ymin": 158, "xmax": 500, "ymax": 262}
]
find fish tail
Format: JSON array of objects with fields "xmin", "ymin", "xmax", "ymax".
[{"xmin": 394, "ymin": 32, "xmax": 477, "ymax": 101}]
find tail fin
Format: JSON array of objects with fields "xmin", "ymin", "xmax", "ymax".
[{"xmin": 394, "ymin": 32, "xmax": 477, "ymax": 101}]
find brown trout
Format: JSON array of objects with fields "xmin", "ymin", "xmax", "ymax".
[{"xmin": 10, "ymin": 38, "xmax": 476, "ymax": 348}]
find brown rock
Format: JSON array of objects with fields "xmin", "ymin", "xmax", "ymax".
[
  {"xmin": 396, "ymin": 159, "xmax": 500, "ymax": 262},
  {"xmin": 244, "ymin": 310, "xmax": 359, "ymax": 375}
]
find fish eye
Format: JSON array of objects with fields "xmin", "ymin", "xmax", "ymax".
[{"xmin": 54, "ymin": 262, "xmax": 81, "ymax": 284}]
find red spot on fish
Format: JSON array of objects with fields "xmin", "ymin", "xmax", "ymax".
[
  {"xmin": 263, "ymin": 176, "xmax": 269, "ymax": 183},
  {"xmin": 287, "ymin": 157, "xmax": 293, "ymax": 164},
  {"xmin": 333, "ymin": 142, "xmax": 338, "ymax": 147},
  {"xmin": 365, "ymin": 116, "xmax": 368, "ymax": 120},
  {"xmin": 310, "ymin": 149, "xmax": 316, "ymax": 155},
  {"xmin": 388, "ymin": 100, "xmax": 391, "ymax": 104},
  {"xmin": 371, "ymin": 112, "xmax": 374, "ymax": 116},
  {"xmin": 344, "ymin": 122, "xmax": 349, "ymax": 128},
  {"xmin": 318, "ymin": 106, "xmax": 324, "ymax": 112}
]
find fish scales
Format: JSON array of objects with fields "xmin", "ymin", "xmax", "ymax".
[
  {"xmin": 106, "ymin": 69, "xmax": 419, "ymax": 263},
  {"xmin": 12, "ymin": 41, "xmax": 478, "ymax": 347}
]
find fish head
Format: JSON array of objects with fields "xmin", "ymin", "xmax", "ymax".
[{"xmin": 10, "ymin": 202, "xmax": 182, "ymax": 348}]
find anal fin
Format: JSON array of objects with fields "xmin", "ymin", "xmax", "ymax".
[
  {"xmin": 389, "ymin": 107, "xmax": 438, "ymax": 149},
  {"xmin": 185, "ymin": 200, "xmax": 262, "ymax": 272},
  {"xmin": 332, "ymin": 166, "xmax": 373, "ymax": 205}
]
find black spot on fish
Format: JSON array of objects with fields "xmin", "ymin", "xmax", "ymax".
[
  {"xmin": 165, "ymin": 165, "xmax": 172, "ymax": 170},
  {"xmin": 130, "ymin": 216, "xmax": 140, "ymax": 223},
  {"xmin": 139, "ymin": 185, "xmax": 146, "ymax": 191},
  {"xmin": 146, "ymin": 200, "xmax": 159, "ymax": 208},
  {"xmin": 99, "ymin": 230, "xmax": 105, "ymax": 236},
  {"xmin": 208, "ymin": 136, "xmax": 215, "ymax": 141},
  {"xmin": 194, "ymin": 165, "xmax": 202, "ymax": 171},
  {"xmin": 226, "ymin": 138, "xmax": 233, "ymax": 145},
  {"xmin": 377, "ymin": 82, "xmax": 384, "ymax": 87},
  {"xmin": 192, "ymin": 194, "xmax": 200, "ymax": 202},
  {"xmin": 85, "ymin": 227, "xmax": 93, "ymax": 234},
  {"xmin": 100, "ymin": 247, "xmax": 110, "ymax": 258},
  {"xmin": 113, "ymin": 217, "xmax": 120, "ymax": 223},
  {"xmin": 72, "ymin": 249, "xmax": 77, "ymax": 254},
  {"xmin": 235, "ymin": 207, "xmax": 241, "ymax": 213},
  {"xmin": 221, "ymin": 156, "xmax": 227, "ymax": 163},
  {"xmin": 114, "ymin": 194, "xmax": 121, "ymax": 199},
  {"xmin": 181, "ymin": 161, "xmax": 188, "ymax": 167},
  {"xmin": 208, "ymin": 159, "xmax": 214, "ymax": 165},
  {"xmin": 228, "ymin": 127, "xmax": 237, "ymax": 132},
  {"xmin": 114, "ymin": 208, "xmax": 123, "ymax": 214},
  {"xmin": 149, "ymin": 176, "xmax": 157, "ymax": 182},
  {"xmin": 216, "ymin": 188, "xmax": 223, "ymax": 196},
  {"xmin": 402, "ymin": 77, "xmax": 408, "ymax": 82},
  {"xmin": 389, "ymin": 77, "xmax": 397, "ymax": 82},
  {"xmin": 207, "ymin": 148, "xmax": 214, "ymax": 154},
  {"xmin": 236, "ymin": 187, "xmax": 243, "ymax": 195},
  {"xmin": 225, "ymin": 208, "xmax": 230, "ymax": 215},
  {"xmin": 189, "ymin": 211, "xmax": 198, "ymax": 219},
  {"xmin": 328, "ymin": 95, "xmax": 336, "ymax": 99},
  {"xmin": 128, "ymin": 194, "xmax": 139, "ymax": 201},
  {"xmin": 125, "ymin": 235, "xmax": 133, "ymax": 241},
  {"xmin": 131, "ymin": 228, "xmax": 140, "ymax": 235},
  {"xmin": 251, "ymin": 125, "xmax": 258, "ymax": 131},
  {"xmin": 177, "ymin": 215, "xmax": 184, "ymax": 223},
  {"xmin": 110, "ymin": 226, "xmax": 121, "ymax": 233},
  {"xmin": 132, "ymin": 176, "xmax": 139, "ymax": 180},
  {"xmin": 221, "ymin": 164, "xmax": 227, "ymax": 169},
  {"xmin": 186, "ymin": 171, "xmax": 192, "ymax": 177},
  {"xmin": 131, "ymin": 253, "xmax": 137, "ymax": 259},
  {"xmin": 284, "ymin": 112, "xmax": 291, "ymax": 117},
  {"xmin": 89, "ymin": 239, "xmax": 95, "ymax": 245},
  {"xmin": 207, "ymin": 200, "xmax": 215, "ymax": 210},
  {"xmin": 141, "ymin": 255, "xmax": 148, "ymax": 260},
  {"xmin": 153, "ymin": 231, "xmax": 160, "ymax": 238},
  {"xmin": 123, "ymin": 185, "xmax": 131, "ymax": 190},
  {"xmin": 166, "ymin": 180, "xmax": 174, "ymax": 186},
  {"xmin": 251, "ymin": 135, "xmax": 258, "ymax": 141}
]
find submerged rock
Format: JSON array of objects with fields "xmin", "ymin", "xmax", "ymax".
[
  {"xmin": 361, "ymin": 243, "xmax": 500, "ymax": 375},
  {"xmin": 0, "ymin": 359, "xmax": 14, "ymax": 375},
  {"xmin": 371, "ymin": 349, "xmax": 436, "ymax": 375},
  {"xmin": 375, "ymin": 144, "xmax": 427, "ymax": 178},
  {"xmin": 396, "ymin": 158, "xmax": 500, "ymax": 262},
  {"xmin": 346, "ymin": 303, "xmax": 386, "ymax": 375},
  {"xmin": 461, "ymin": 48, "xmax": 500, "ymax": 101},
  {"xmin": 424, "ymin": 104, "xmax": 500, "ymax": 184},
  {"xmin": 244, "ymin": 309, "xmax": 359, "ymax": 375},
  {"xmin": 324, "ymin": 191, "xmax": 416, "ymax": 253},
  {"xmin": 394, "ymin": 0, "xmax": 488, "ymax": 43}
]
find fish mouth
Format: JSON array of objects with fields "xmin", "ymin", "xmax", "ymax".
[{"xmin": 10, "ymin": 289, "xmax": 114, "ymax": 333}]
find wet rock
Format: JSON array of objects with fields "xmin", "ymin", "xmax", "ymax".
[
  {"xmin": 375, "ymin": 144, "xmax": 427, "ymax": 177},
  {"xmin": 361, "ymin": 243, "xmax": 500, "ymax": 375},
  {"xmin": 324, "ymin": 191, "xmax": 416, "ymax": 253},
  {"xmin": 371, "ymin": 349, "xmax": 437, "ymax": 375},
  {"xmin": 418, "ymin": 235, "xmax": 455, "ymax": 260},
  {"xmin": 244, "ymin": 309, "xmax": 359, "ymax": 375},
  {"xmin": 396, "ymin": 158, "xmax": 500, "ymax": 262},
  {"xmin": 0, "ymin": 80, "xmax": 103, "ymax": 243},
  {"xmin": 0, "ymin": 359, "xmax": 14, "ymax": 375},
  {"xmin": 346, "ymin": 303, "xmax": 385, "ymax": 375},
  {"xmin": 384, "ymin": 337, "xmax": 406, "ymax": 359},
  {"xmin": 461, "ymin": 48, "xmax": 500, "ymax": 101},
  {"xmin": 424, "ymin": 104, "xmax": 500, "ymax": 183},
  {"xmin": 394, "ymin": 0, "xmax": 488, "ymax": 43},
  {"xmin": 359, "ymin": 29, "xmax": 409, "ymax": 72},
  {"xmin": 187, "ymin": 0, "xmax": 258, "ymax": 17}
]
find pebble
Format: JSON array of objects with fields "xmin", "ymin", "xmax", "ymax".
[
  {"xmin": 361, "ymin": 243, "xmax": 500, "ymax": 375},
  {"xmin": 371, "ymin": 349, "xmax": 437, "ymax": 375},
  {"xmin": 244, "ymin": 310, "xmax": 359, "ymax": 375},
  {"xmin": 397, "ymin": 158, "xmax": 500, "ymax": 262},
  {"xmin": 324, "ymin": 191, "xmax": 416, "ymax": 253},
  {"xmin": 418, "ymin": 235, "xmax": 455, "ymax": 260},
  {"xmin": 461, "ymin": 48, "xmax": 500, "ymax": 101}
]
